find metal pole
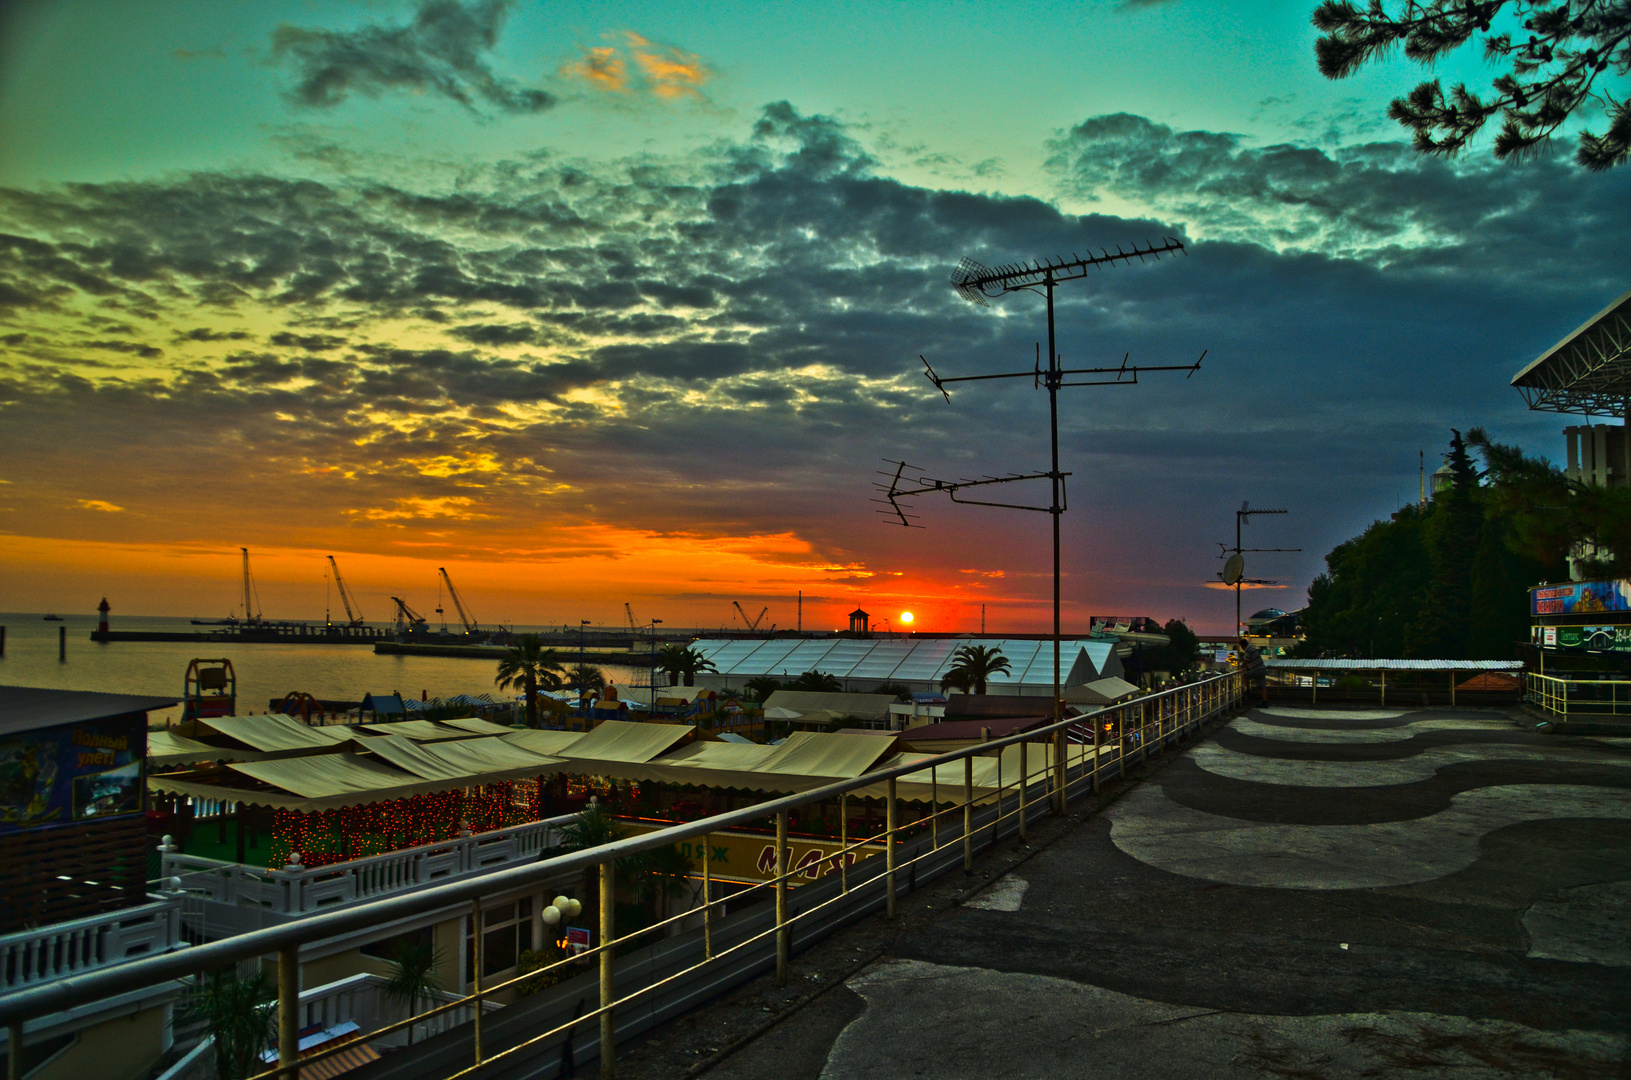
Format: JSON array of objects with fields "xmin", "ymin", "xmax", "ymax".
[
  {"xmin": 278, "ymin": 948, "xmax": 299, "ymax": 1080},
  {"xmin": 701, "ymin": 833, "xmax": 712, "ymax": 960},
  {"xmin": 775, "ymin": 810, "xmax": 789, "ymax": 985},
  {"xmin": 1380, "ymin": 668, "xmax": 1387, "ymax": 707},
  {"xmin": 8, "ymin": 1023, "xmax": 21, "ymax": 1080},
  {"xmin": 58, "ymin": 625, "xmax": 65, "ymax": 662},
  {"xmin": 471, "ymin": 901, "xmax": 484, "ymax": 1065},
  {"xmin": 885, "ymin": 779, "xmax": 897, "ymax": 919},
  {"xmin": 1046, "ymin": 271, "xmax": 1066, "ymax": 818},
  {"xmin": 839, "ymin": 793, "xmax": 848, "ymax": 893},
  {"xmin": 962, "ymin": 755, "xmax": 974, "ymax": 873},
  {"xmin": 599, "ymin": 858, "xmax": 614, "ymax": 1080},
  {"xmin": 1450, "ymin": 671, "xmax": 1455, "ymax": 707},
  {"xmin": 1018, "ymin": 740, "xmax": 1028, "ymax": 843},
  {"xmin": 930, "ymin": 771, "xmax": 938, "ymax": 847}
]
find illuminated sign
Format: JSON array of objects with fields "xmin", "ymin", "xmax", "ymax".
[
  {"xmin": 1531, "ymin": 580, "xmax": 1631, "ymax": 616},
  {"xmin": 621, "ymin": 821, "xmax": 885, "ymax": 886}
]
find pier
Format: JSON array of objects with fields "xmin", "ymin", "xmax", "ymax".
[{"xmin": 90, "ymin": 625, "xmax": 390, "ymax": 645}]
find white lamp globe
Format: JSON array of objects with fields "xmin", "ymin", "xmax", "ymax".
[
  {"xmin": 552, "ymin": 895, "xmax": 571, "ymax": 911},
  {"xmin": 542, "ymin": 905, "xmax": 561, "ymax": 926},
  {"xmin": 565, "ymin": 898, "xmax": 583, "ymax": 918}
]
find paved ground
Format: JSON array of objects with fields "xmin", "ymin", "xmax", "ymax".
[{"xmin": 616, "ymin": 707, "xmax": 1631, "ymax": 1078}]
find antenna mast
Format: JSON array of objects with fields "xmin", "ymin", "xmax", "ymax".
[
  {"xmin": 1215, "ymin": 502, "xmax": 1300, "ymax": 639},
  {"xmin": 888, "ymin": 237, "xmax": 1203, "ymax": 813}
]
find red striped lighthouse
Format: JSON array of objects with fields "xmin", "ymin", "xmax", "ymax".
[{"xmin": 97, "ymin": 597, "xmax": 110, "ymax": 634}]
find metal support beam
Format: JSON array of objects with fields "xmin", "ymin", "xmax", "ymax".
[
  {"xmin": 599, "ymin": 859, "xmax": 614, "ymax": 1080},
  {"xmin": 277, "ymin": 948, "xmax": 299, "ymax": 1080}
]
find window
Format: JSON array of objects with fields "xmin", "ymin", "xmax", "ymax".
[{"xmin": 463, "ymin": 897, "xmax": 531, "ymax": 981}]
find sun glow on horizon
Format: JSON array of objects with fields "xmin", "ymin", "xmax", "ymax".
[{"xmin": 899, "ymin": 611, "xmax": 913, "ymax": 624}]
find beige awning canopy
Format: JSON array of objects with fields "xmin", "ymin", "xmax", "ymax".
[
  {"xmin": 147, "ymin": 729, "xmax": 245, "ymax": 766},
  {"xmin": 760, "ymin": 731, "xmax": 899, "ymax": 778},
  {"xmin": 183, "ymin": 714, "xmax": 355, "ymax": 754},
  {"xmin": 356, "ymin": 733, "xmax": 564, "ymax": 785},
  {"xmin": 356, "ymin": 719, "xmax": 481, "ymax": 742},
  {"xmin": 502, "ymin": 729, "xmax": 585, "ymax": 756},
  {"xmin": 560, "ymin": 720, "xmax": 697, "ymax": 765},
  {"xmin": 761, "ymin": 691, "xmax": 896, "ymax": 724},
  {"xmin": 439, "ymin": 716, "xmax": 518, "ymax": 736},
  {"xmin": 1064, "ymin": 676, "xmax": 1142, "ymax": 705}
]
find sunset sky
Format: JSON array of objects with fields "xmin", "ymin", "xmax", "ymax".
[{"xmin": 1, "ymin": 0, "xmax": 1626, "ymax": 634}]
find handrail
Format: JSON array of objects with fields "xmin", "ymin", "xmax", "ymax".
[{"xmin": 0, "ymin": 673, "xmax": 1239, "ymax": 1046}]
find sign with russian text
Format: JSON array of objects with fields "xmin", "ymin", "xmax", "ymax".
[
  {"xmin": 0, "ymin": 715, "xmax": 145, "ymax": 834},
  {"xmin": 1530, "ymin": 580, "xmax": 1631, "ymax": 616},
  {"xmin": 621, "ymin": 821, "xmax": 886, "ymax": 886}
]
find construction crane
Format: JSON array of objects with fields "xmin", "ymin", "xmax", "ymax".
[
  {"xmin": 438, "ymin": 567, "xmax": 478, "ymax": 633},
  {"xmin": 390, "ymin": 597, "xmax": 428, "ymax": 634},
  {"xmin": 733, "ymin": 601, "xmax": 769, "ymax": 631},
  {"xmin": 326, "ymin": 556, "xmax": 366, "ymax": 627},
  {"xmin": 625, "ymin": 603, "xmax": 638, "ymax": 633}
]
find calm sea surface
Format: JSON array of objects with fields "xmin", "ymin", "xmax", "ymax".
[{"xmin": 0, "ymin": 613, "xmax": 649, "ymax": 723}]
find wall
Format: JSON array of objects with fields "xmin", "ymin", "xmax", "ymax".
[{"xmin": 30, "ymin": 1005, "xmax": 168, "ymax": 1080}]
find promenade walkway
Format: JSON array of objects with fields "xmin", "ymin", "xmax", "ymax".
[{"xmin": 624, "ymin": 706, "xmax": 1631, "ymax": 1079}]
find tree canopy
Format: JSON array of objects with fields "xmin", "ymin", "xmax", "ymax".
[
  {"xmin": 1148, "ymin": 619, "xmax": 1202, "ymax": 675},
  {"xmin": 1295, "ymin": 428, "xmax": 1568, "ymax": 659},
  {"xmin": 494, "ymin": 634, "xmax": 564, "ymax": 728},
  {"xmin": 658, "ymin": 644, "xmax": 717, "ymax": 687},
  {"xmin": 940, "ymin": 644, "xmax": 1012, "ymax": 695},
  {"xmin": 1313, "ymin": 0, "xmax": 1631, "ymax": 169}
]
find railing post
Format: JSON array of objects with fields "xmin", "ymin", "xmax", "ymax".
[
  {"xmin": 930, "ymin": 771, "xmax": 938, "ymax": 847},
  {"xmin": 885, "ymin": 779, "xmax": 897, "ymax": 919},
  {"xmin": 1018, "ymin": 740, "xmax": 1028, "ymax": 843},
  {"xmin": 962, "ymin": 755, "xmax": 974, "ymax": 873},
  {"xmin": 278, "ymin": 947, "xmax": 299, "ymax": 1080},
  {"xmin": 8, "ymin": 1023, "xmax": 22, "ymax": 1080},
  {"xmin": 775, "ymin": 810, "xmax": 789, "ymax": 985},
  {"xmin": 599, "ymin": 858, "xmax": 614, "ymax": 1080},
  {"xmin": 470, "ymin": 900, "xmax": 484, "ymax": 1065},
  {"xmin": 839, "ymin": 794, "xmax": 849, "ymax": 894},
  {"xmin": 1053, "ymin": 728, "xmax": 1066, "ymax": 814},
  {"xmin": 701, "ymin": 832, "xmax": 713, "ymax": 960},
  {"xmin": 1089, "ymin": 712, "xmax": 1099, "ymax": 793}
]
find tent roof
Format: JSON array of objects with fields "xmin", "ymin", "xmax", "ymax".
[
  {"xmin": 189, "ymin": 714, "xmax": 354, "ymax": 753},
  {"xmin": 1510, "ymin": 289, "xmax": 1631, "ymax": 416},
  {"xmin": 1063, "ymin": 676, "xmax": 1142, "ymax": 705},
  {"xmin": 502, "ymin": 729, "xmax": 586, "ymax": 756},
  {"xmin": 563, "ymin": 719, "xmax": 695, "ymax": 764},
  {"xmin": 901, "ymin": 715, "xmax": 1052, "ymax": 743},
  {"xmin": 761, "ymin": 691, "xmax": 896, "ymax": 722},
  {"xmin": 356, "ymin": 719, "xmax": 479, "ymax": 742},
  {"xmin": 760, "ymin": 730, "xmax": 899, "ymax": 778},
  {"xmin": 439, "ymin": 716, "xmax": 518, "ymax": 736},
  {"xmin": 147, "ymin": 729, "xmax": 251, "ymax": 766}
]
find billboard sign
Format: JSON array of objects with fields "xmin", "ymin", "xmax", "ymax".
[
  {"xmin": 1531, "ymin": 580, "xmax": 1631, "ymax": 616},
  {"xmin": 1532, "ymin": 624, "xmax": 1631, "ymax": 651},
  {"xmin": 0, "ymin": 715, "xmax": 145, "ymax": 834}
]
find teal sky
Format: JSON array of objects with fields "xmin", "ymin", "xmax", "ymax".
[
  {"xmin": 1, "ymin": 0, "xmax": 1470, "ymax": 192},
  {"xmin": 0, "ymin": 0, "xmax": 1625, "ymax": 633}
]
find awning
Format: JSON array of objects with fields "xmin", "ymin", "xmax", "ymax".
[
  {"xmin": 186, "ymin": 715, "xmax": 355, "ymax": 754},
  {"xmin": 356, "ymin": 719, "xmax": 479, "ymax": 742},
  {"xmin": 147, "ymin": 729, "xmax": 251, "ymax": 766},
  {"xmin": 502, "ymin": 729, "xmax": 586, "ymax": 756},
  {"xmin": 439, "ymin": 716, "xmax": 517, "ymax": 736},
  {"xmin": 559, "ymin": 719, "xmax": 696, "ymax": 765},
  {"xmin": 357, "ymin": 733, "xmax": 563, "ymax": 784},
  {"xmin": 760, "ymin": 731, "xmax": 899, "ymax": 779},
  {"xmin": 1064, "ymin": 676, "xmax": 1142, "ymax": 705}
]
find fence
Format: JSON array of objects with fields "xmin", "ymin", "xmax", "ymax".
[
  {"xmin": 0, "ymin": 900, "xmax": 181, "ymax": 994},
  {"xmin": 1527, "ymin": 673, "xmax": 1631, "ymax": 717},
  {"xmin": 0, "ymin": 673, "xmax": 1242, "ymax": 1080}
]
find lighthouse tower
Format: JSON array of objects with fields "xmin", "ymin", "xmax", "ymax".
[{"xmin": 97, "ymin": 597, "xmax": 110, "ymax": 635}]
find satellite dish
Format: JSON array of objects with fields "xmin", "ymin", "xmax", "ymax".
[{"xmin": 1222, "ymin": 553, "xmax": 1245, "ymax": 585}]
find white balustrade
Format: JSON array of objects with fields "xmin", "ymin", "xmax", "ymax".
[
  {"xmin": 161, "ymin": 814, "xmax": 576, "ymax": 931},
  {"xmin": 0, "ymin": 899, "xmax": 182, "ymax": 992}
]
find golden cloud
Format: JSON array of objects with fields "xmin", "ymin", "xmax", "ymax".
[
  {"xmin": 561, "ymin": 31, "xmax": 711, "ymax": 100},
  {"xmin": 75, "ymin": 499, "xmax": 124, "ymax": 512}
]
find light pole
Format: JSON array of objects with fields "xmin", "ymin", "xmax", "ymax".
[
  {"xmin": 649, "ymin": 619, "xmax": 663, "ymax": 720},
  {"xmin": 579, "ymin": 619, "xmax": 591, "ymax": 721}
]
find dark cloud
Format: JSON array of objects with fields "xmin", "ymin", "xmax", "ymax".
[
  {"xmin": 83, "ymin": 339, "xmax": 162, "ymax": 359},
  {"xmin": 2, "ymin": 103, "xmax": 1626, "ymax": 627},
  {"xmin": 270, "ymin": 0, "xmax": 552, "ymax": 115},
  {"xmin": 269, "ymin": 331, "xmax": 347, "ymax": 351},
  {"xmin": 174, "ymin": 327, "xmax": 252, "ymax": 343}
]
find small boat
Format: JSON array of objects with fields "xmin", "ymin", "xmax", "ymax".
[
  {"xmin": 191, "ymin": 615, "xmax": 241, "ymax": 626},
  {"xmin": 42, "ymin": 614, "xmax": 63, "ymax": 621}
]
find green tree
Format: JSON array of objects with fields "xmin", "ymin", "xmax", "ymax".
[
  {"xmin": 1149, "ymin": 619, "xmax": 1201, "ymax": 674},
  {"xmin": 381, "ymin": 936, "xmax": 443, "ymax": 1046},
  {"xmin": 495, "ymin": 634, "xmax": 564, "ymax": 729},
  {"xmin": 565, "ymin": 664, "xmax": 607, "ymax": 695},
  {"xmin": 940, "ymin": 645, "xmax": 1011, "ymax": 694},
  {"xmin": 658, "ymin": 644, "xmax": 717, "ymax": 687},
  {"xmin": 870, "ymin": 682, "xmax": 914, "ymax": 702},
  {"xmin": 183, "ymin": 969, "xmax": 276, "ymax": 1080},
  {"xmin": 1313, "ymin": 0, "xmax": 1631, "ymax": 169},
  {"xmin": 742, "ymin": 676, "xmax": 783, "ymax": 702},
  {"xmin": 1404, "ymin": 429, "xmax": 1483, "ymax": 658}
]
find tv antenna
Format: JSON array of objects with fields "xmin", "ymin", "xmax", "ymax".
[
  {"xmin": 1215, "ymin": 501, "xmax": 1300, "ymax": 638},
  {"xmin": 885, "ymin": 237, "xmax": 1204, "ymax": 810}
]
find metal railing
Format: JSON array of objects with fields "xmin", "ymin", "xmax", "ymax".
[
  {"xmin": 1527, "ymin": 672, "xmax": 1631, "ymax": 717},
  {"xmin": 0, "ymin": 672, "xmax": 1242, "ymax": 1080}
]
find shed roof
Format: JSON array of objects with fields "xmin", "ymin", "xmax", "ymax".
[
  {"xmin": 0, "ymin": 685, "xmax": 176, "ymax": 737},
  {"xmin": 901, "ymin": 715, "xmax": 1052, "ymax": 743},
  {"xmin": 761, "ymin": 691, "xmax": 896, "ymax": 722},
  {"xmin": 1063, "ymin": 676, "xmax": 1142, "ymax": 705}
]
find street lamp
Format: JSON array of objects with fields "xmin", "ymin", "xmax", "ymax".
[{"xmin": 579, "ymin": 619, "xmax": 591, "ymax": 721}]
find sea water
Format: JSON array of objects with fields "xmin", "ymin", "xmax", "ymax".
[{"xmin": 0, "ymin": 613, "xmax": 650, "ymax": 724}]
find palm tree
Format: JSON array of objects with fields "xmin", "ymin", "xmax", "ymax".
[
  {"xmin": 495, "ymin": 634, "xmax": 564, "ymax": 728},
  {"xmin": 381, "ymin": 937, "xmax": 443, "ymax": 1046},
  {"xmin": 565, "ymin": 664, "xmax": 607, "ymax": 696},
  {"xmin": 790, "ymin": 670, "xmax": 842, "ymax": 692},
  {"xmin": 658, "ymin": 644, "xmax": 717, "ymax": 687},
  {"xmin": 941, "ymin": 644, "xmax": 1011, "ymax": 695},
  {"xmin": 742, "ymin": 676, "xmax": 783, "ymax": 703},
  {"xmin": 183, "ymin": 968, "xmax": 276, "ymax": 1080},
  {"xmin": 871, "ymin": 682, "xmax": 914, "ymax": 703}
]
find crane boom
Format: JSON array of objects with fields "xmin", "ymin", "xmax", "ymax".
[
  {"xmin": 732, "ymin": 601, "xmax": 769, "ymax": 630},
  {"xmin": 438, "ymin": 568, "xmax": 478, "ymax": 633},
  {"xmin": 390, "ymin": 596, "xmax": 427, "ymax": 634},
  {"xmin": 625, "ymin": 603, "xmax": 637, "ymax": 633},
  {"xmin": 327, "ymin": 556, "xmax": 365, "ymax": 626}
]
